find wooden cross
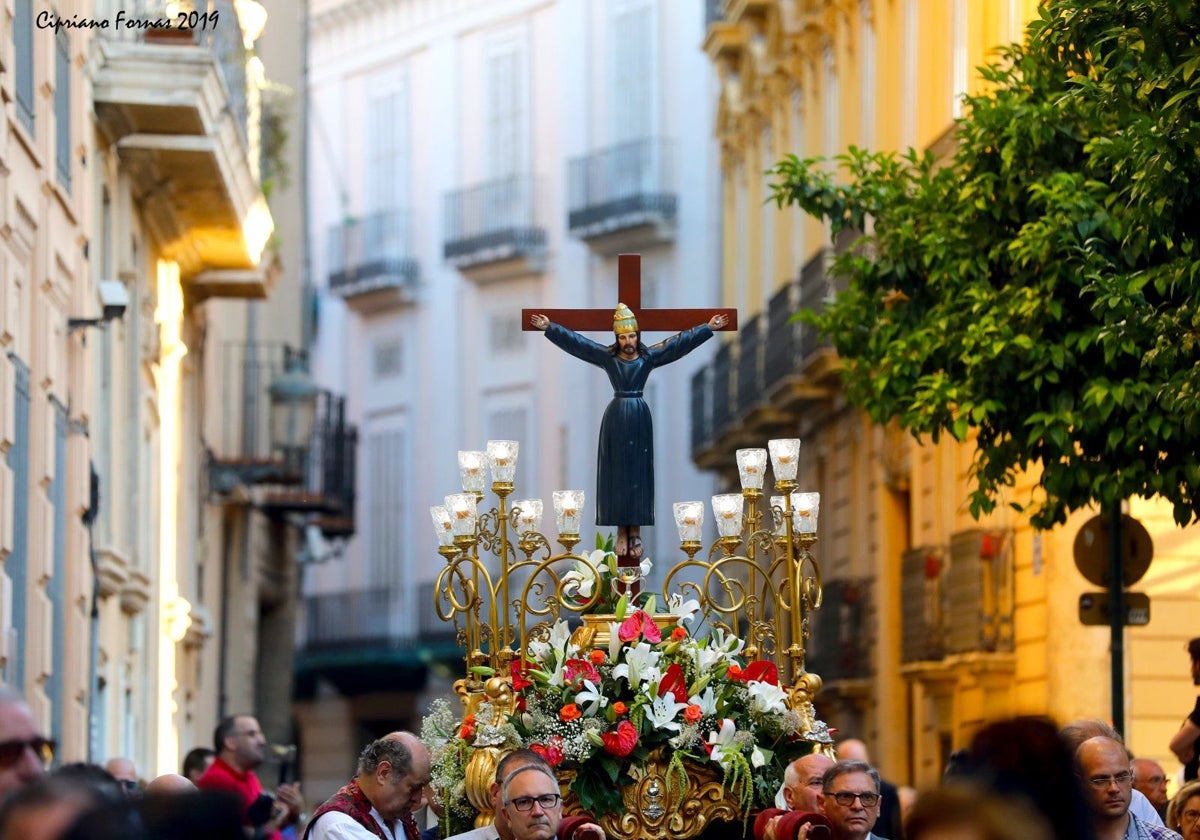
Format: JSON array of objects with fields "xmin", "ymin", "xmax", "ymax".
[{"xmin": 521, "ymin": 253, "xmax": 738, "ymax": 334}]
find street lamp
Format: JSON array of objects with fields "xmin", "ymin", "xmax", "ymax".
[{"xmin": 268, "ymin": 351, "xmax": 319, "ymax": 467}]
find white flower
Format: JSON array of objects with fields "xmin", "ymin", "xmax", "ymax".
[
  {"xmin": 689, "ymin": 686, "xmax": 719, "ymax": 716},
  {"xmin": 751, "ymin": 745, "xmax": 767, "ymax": 768},
  {"xmin": 639, "ymin": 556, "xmax": 653, "ymax": 578},
  {"xmin": 575, "ymin": 680, "xmax": 608, "ymax": 717},
  {"xmin": 668, "ymin": 593, "xmax": 701, "ymax": 625},
  {"xmin": 644, "ymin": 694, "xmax": 688, "ymax": 732},
  {"xmin": 707, "ymin": 718, "xmax": 741, "ymax": 771},
  {"xmin": 613, "ymin": 642, "xmax": 661, "ymax": 687},
  {"xmin": 606, "ymin": 622, "xmax": 623, "ymax": 662},
  {"xmin": 562, "ymin": 566, "xmax": 596, "ymax": 599},
  {"xmin": 747, "ymin": 680, "xmax": 788, "ymax": 715}
]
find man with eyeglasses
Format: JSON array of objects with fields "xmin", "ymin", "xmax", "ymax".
[
  {"xmin": 1133, "ymin": 758, "xmax": 1170, "ymax": 819},
  {"xmin": 1076, "ymin": 736, "xmax": 1182, "ymax": 840},
  {"xmin": 304, "ymin": 731, "xmax": 432, "ymax": 840},
  {"xmin": 499, "ymin": 764, "xmax": 564, "ymax": 840},
  {"xmin": 755, "ymin": 753, "xmax": 837, "ymax": 840},
  {"xmin": 812, "ymin": 760, "xmax": 885, "ymax": 840},
  {"xmin": 0, "ymin": 684, "xmax": 52, "ymax": 802},
  {"xmin": 198, "ymin": 714, "xmax": 303, "ymax": 839},
  {"xmin": 445, "ymin": 749, "xmax": 602, "ymax": 840}
]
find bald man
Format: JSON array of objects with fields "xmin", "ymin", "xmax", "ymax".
[{"xmin": 305, "ymin": 732, "xmax": 432, "ymax": 840}]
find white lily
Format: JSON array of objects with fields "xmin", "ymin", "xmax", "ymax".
[
  {"xmin": 667, "ymin": 592, "xmax": 701, "ymax": 625},
  {"xmin": 576, "ymin": 679, "xmax": 608, "ymax": 717},
  {"xmin": 689, "ymin": 686, "xmax": 719, "ymax": 716},
  {"xmin": 613, "ymin": 642, "xmax": 661, "ymax": 687},
  {"xmin": 562, "ymin": 565, "xmax": 596, "ymax": 599},
  {"xmin": 606, "ymin": 622, "xmax": 623, "ymax": 662},
  {"xmin": 707, "ymin": 718, "xmax": 741, "ymax": 771},
  {"xmin": 644, "ymin": 694, "xmax": 688, "ymax": 732},
  {"xmin": 751, "ymin": 745, "xmax": 767, "ymax": 768},
  {"xmin": 747, "ymin": 680, "xmax": 789, "ymax": 715}
]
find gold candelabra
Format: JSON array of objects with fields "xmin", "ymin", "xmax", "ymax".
[{"xmin": 430, "ymin": 437, "xmax": 828, "ymax": 730}]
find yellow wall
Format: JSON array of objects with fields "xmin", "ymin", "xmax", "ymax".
[{"xmin": 707, "ymin": 0, "xmax": 1200, "ymax": 789}]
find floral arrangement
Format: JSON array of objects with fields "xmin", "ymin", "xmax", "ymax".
[
  {"xmin": 560, "ymin": 535, "xmax": 653, "ymax": 615},
  {"xmin": 422, "ymin": 600, "xmax": 816, "ymax": 832}
]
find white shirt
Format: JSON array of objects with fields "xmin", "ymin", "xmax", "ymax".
[
  {"xmin": 1131, "ymin": 789, "xmax": 1164, "ymax": 826},
  {"xmin": 307, "ymin": 806, "xmax": 401, "ymax": 840},
  {"xmin": 444, "ymin": 826, "xmax": 500, "ymax": 840}
]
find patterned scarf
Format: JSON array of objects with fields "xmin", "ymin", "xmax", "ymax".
[{"xmin": 303, "ymin": 778, "xmax": 389, "ymax": 840}]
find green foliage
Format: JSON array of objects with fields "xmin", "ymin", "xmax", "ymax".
[{"xmin": 768, "ymin": 0, "xmax": 1200, "ymax": 529}]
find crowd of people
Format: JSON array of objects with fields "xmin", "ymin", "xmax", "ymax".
[{"xmin": 0, "ymin": 636, "xmax": 1197, "ymax": 840}]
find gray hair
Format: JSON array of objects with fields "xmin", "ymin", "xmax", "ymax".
[
  {"xmin": 500, "ymin": 763, "xmax": 558, "ymax": 805},
  {"xmin": 823, "ymin": 759, "xmax": 881, "ymax": 794},
  {"xmin": 357, "ymin": 735, "xmax": 413, "ymax": 777}
]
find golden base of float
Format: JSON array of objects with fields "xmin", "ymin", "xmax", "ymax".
[{"xmin": 561, "ymin": 748, "xmax": 739, "ymax": 840}]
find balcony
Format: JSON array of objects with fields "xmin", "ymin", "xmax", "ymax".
[
  {"xmin": 691, "ymin": 256, "xmax": 837, "ymax": 468},
  {"xmin": 807, "ymin": 578, "xmax": 872, "ymax": 686},
  {"xmin": 91, "ymin": 0, "xmax": 274, "ymax": 297},
  {"xmin": 443, "ymin": 175, "xmax": 546, "ymax": 282},
  {"xmin": 567, "ymin": 138, "xmax": 677, "ymax": 255},
  {"xmin": 326, "ymin": 210, "xmax": 419, "ymax": 312},
  {"xmin": 294, "ymin": 583, "xmax": 462, "ymax": 697},
  {"xmin": 207, "ymin": 343, "xmax": 357, "ymax": 540}
]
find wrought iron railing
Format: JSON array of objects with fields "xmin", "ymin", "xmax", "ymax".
[
  {"xmin": 308, "ymin": 392, "xmax": 357, "ymax": 526},
  {"xmin": 735, "ymin": 313, "xmax": 763, "ymax": 416},
  {"xmin": 763, "ymin": 282, "xmax": 801, "ymax": 393},
  {"xmin": 566, "ymin": 137, "xmax": 677, "ymax": 234},
  {"xmin": 327, "ymin": 210, "xmax": 419, "ymax": 295},
  {"xmin": 710, "ymin": 340, "xmax": 735, "ymax": 438},
  {"xmin": 302, "ymin": 582, "xmax": 459, "ymax": 651},
  {"xmin": 798, "ymin": 249, "xmax": 832, "ymax": 361},
  {"xmin": 443, "ymin": 174, "xmax": 545, "ymax": 261},
  {"xmin": 807, "ymin": 578, "xmax": 871, "ymax": 682}
]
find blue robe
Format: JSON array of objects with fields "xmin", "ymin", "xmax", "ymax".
[{"xmin": 544, "ymin": 322, "xmax": 714, "ymax": 526}]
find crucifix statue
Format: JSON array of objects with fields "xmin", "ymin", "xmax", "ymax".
[{"xmin": 525, "ymin": 253, "xmax": 737, "ymax": 565}]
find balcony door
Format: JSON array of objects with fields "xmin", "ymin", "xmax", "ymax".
[
  {"xmin": 365, "ymin": 69, "xmax": 410, "ymax": 269},
  {"xmin": 609, "ymin": 0, "xmax": 657, "ymax": 197},
  {"xmin": 482, "ymin": 26, "xmax": 531, "ymax": 229}
]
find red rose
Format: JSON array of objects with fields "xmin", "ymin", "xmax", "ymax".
[
  {"xmin": 564, "ymin": 658, "xmax": 600, "ymax": 688},
  {"xmin": 726, "ymin": 664, "xmax": 743, "ymax": 680},
  {"xmin": 670, "ymin": 627, "xmax": 688, "ymax": 641},
  {"xmin": 601, "ymin": 720, "xmax": 638, "ymax": 757},
  {"xmin": 612, "ymin": 701, "xmax": 628, "ymax": 716},
  {"xmin": 684, "ymin": 705, "xmax": 703, "ymax": 724},
  {"xmin": 560, "ymin": 703, "xmax": 582, "ymax": 722},
  {"xmin": 590, "ymin": 649, "xmax": 606, "ymax": 666}
]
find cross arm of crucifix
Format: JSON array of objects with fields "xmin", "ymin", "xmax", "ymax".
[{"xmin": 521, "ymin": 254, "xmax": 738, "ymax": 334}]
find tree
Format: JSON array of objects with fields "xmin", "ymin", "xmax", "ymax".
[{"xmin": 767, "ymin": 0, "xmax": 1200, "ymax": 529}]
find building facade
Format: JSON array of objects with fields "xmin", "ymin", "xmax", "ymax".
[
  {"xmin": 299, "ymin": 0, "xmax": 722, "ymax": 800},
  {"xmin": 1, "ymin": 0, "xmax": 329, "ymax": 780},
  {"xmin": 697, "ymin": 0, "xmax": 1200, "ymax": 790}
]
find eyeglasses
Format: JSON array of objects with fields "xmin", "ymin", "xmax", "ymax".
[
  {"xmin": 1181, "ymin": 810, "xmax": 1200, "ymax": 824},
  {"xmin": 830, "ymin": 791, "xmax": 880, "ymax": 808},
  {"xmin": 508, "ymin": 794, "xmax": 562, "ymax": 812},
  {"xmin": 1142, "ymin": 775, "xmax": 1166, "ymax": 785},
  {"xmin": 0, "ymin": 737, "xmax": 56, "ymax": 768},
  {"xmin": 1083, "ymin": 771, "xmax": 1133, "ymax": 789},
  {"xmin": 118, "ymin": 779, "xmax": 141, "ymax": 795}
]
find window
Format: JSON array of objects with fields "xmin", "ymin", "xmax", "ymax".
[
  {"xmin": 372, "ymin": 338, "xmax": 403, "ymax": 379},
  {"xmin": 484, "ymin": 31, "xmax": 529, "ymax": 179},
  {"xmin": 488, "ymin": 314, "xmax": 523, "ymax": 354},
  {"xmin": 2, "ymin": 355, "xmax": 31, "ymax": 686},
  {"xmin": 48, "ymin": 399, "xmax": 67, "ymax": 745},
  {"xmin": 55, "ymin": 27, "xmax": 71, "ymax": 190},
  {"xmin": 14, "ymin": 0, "xmax": 34, "ymax": 134},
  {"xmin": 367, "ymin": 426, "xmax": 406, "ymax": 592},
  {"xmin": 611, "ymin": 0, "xmax": 655, "ymax": 142},
  {"xmin": 366, "ymin": 72, "xmax": 409, "ymax": 214}
]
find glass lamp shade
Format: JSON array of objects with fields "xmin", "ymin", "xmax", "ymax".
[
  {"xmin": 673, "ymin": 501, "xmax": 705, "ymax": 542},
  {"xmin": 791, "ymin": 492, "xmax": 821, "ymax": 535},
  {"xmin": 268, "ymin": 358, "xmax": 319, "ymax": 452},
  {"xmin": 430, "ymin": 506, "xmax": 455, "ymax": 547},
  {"xmin": 458, "ymin": 450, "xmax": 486, "ymax": 493},
  {"xmin": 711, "ymin": 493, "xmax": 744, "ymax": 538},
  {"xmin": 736, "ymin": 448, "xmax": 768, "ymax": 490},
  {"xmin": 768, "ymin": 439, "xmax": 801, "ymax": 482},
  {"xmin": 770, "ymin": 496, "xmax": 788, "ymax": 536},
  {"xmin": 487, "ymin": 440, "xmax": 519, "ymax": 484},
  {"xmin": 552, "ymin": 490, "xmax": 585, "ymax": 535},
  {"xmin": 444, "ymin": 493, "xmax": 478, "ymax": 537},
  {"xmin": 512, "ymin": 498, "xmax": 543, "ymax": 535}
]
